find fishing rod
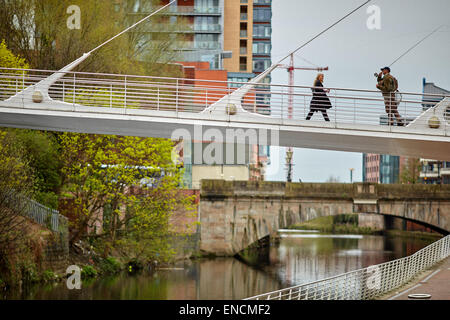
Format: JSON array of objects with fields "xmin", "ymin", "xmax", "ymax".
[
  {"xmin": 389, "ymin": 25, "xmax": 443, "ymax": 67},
  {"xmin": 245, "ymin": 0, "xmax": 372, "ymax": 87},
  {"xmin": 373, "ymin": 25, "xmax": 443, "ymax": 78}
]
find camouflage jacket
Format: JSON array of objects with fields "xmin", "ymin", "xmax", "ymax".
[{"xmin": 377, "ymin": 73, "xmax": 395, "ymax": 93}]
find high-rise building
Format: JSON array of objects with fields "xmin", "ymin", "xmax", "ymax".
[
  {"xmin": 122, "ymin": 0, "xmax": 271, "ymax": 187},
  {"xmin": 223, "ymin": 0, "xmax": 272, "ymax": 110},
  {"xmin": 362, "ymin": 154, "xmax": 400, "ymax": 184},
  {"xmin": 222, "ymin": 0, "xmax": 272, "ymax": 178},
  {"xmin": 122, "ymin": 0, "xmax": 228, "ymax": 69}
]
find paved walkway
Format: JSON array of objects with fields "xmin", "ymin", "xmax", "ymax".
[{"xmin": 387, "ymin": 256, "xmax": 450, "ymax": 300}]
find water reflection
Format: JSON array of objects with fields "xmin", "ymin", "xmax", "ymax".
[
  {"xmin": 264, "ymin": 234, "xmax": 435, "ymax": 287},
  {"xmin": 9, "ymin": 232, "xmax": 436, "ymax": 300}
]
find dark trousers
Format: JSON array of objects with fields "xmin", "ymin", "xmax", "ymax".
[{"xmin": 306, "ymin": 109, "xmax": 330, "ymax": 122}]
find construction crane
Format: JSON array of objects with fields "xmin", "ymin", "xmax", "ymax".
[{"xmin": 278, "ymin": 54, "xmax": 329, "ymax": 182}]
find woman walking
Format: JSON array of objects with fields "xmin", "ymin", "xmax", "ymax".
[{"xmin": 306, "ymin": 73, "xmax": 332, "ymax": 121}]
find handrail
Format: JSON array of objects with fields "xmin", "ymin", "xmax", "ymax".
[
  {"xmin": 244, "ymin": 235, "xmax": 450, "ymax": 300},
  {"xmin": 1, "ymin": 67, "xmax": 449, "ymax": 98}
]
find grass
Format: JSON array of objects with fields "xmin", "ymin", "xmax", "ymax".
[
  {"xmin": 289, "ymin": 215, "xmax": 443, "ymax": 238},
  {"xmin": 384, "ymin": 229, "xmax": 442, "ymax": 241}
]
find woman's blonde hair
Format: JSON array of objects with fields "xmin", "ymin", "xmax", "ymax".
[{"xmin": 314, "ymin": 73, "xmax": 324, "ymax": 85}]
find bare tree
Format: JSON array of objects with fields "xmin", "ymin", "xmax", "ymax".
[
  {"xmin": 0, "ymin": 0, "xmax": 185, "ymax": 76},
  {"xmin": 326, "ymin": 175, "xmax": 341, "ymax": 183}
]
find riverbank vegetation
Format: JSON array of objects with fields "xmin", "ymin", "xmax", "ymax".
[
  {"xmin": 289, "ymin": 214, "xmax": 442, "ymax": 240},
  {"xmin": 289, "ymin": 214, "xmax": 379, "ymax": 235},
  {"xmin": 0, "ymin": 3, "xmax": 197, "ymax": 289}
]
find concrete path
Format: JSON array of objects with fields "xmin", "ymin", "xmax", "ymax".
[{"xmin": 387, "ymin": 256, "xmax": 450, "ymax": 300}]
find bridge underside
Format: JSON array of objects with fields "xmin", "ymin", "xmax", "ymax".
[
  {"xmin": 0, "ymin": 105, "xmax": 449, "ymax": 160},
  {"xmin": 199, "ymin": 181, "xmax": 450, "ymax": 256}
]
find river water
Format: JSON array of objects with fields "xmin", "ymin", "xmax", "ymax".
[{"xmin": 12, "ymin": 231, "xmax": 436, "ymax": 300}]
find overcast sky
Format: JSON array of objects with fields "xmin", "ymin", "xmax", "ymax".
[{"xmin": 265, "ymin": 0, "xmax": 450, "ymax": 183}]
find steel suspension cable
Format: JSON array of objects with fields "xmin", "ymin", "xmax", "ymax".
[
  {"xmin": 273, "ymin": 0, "xmax": 372, "ymax": 66},
  {"xmin": 87, "ymin": 0, "xmax": 177, "ymax": 55}
]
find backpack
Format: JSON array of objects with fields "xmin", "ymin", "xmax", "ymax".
[
  {"xmin": 392, "ymin": 75, "xmax": 399, "ymax": 91},
  {"xmin": 391, "ymin": 76, "xmax": 402, "ymax": 103}
]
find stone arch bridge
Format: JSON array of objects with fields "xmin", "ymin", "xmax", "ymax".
[{"xmin": 199, "ymin": 180, "xmax": 450, "ymax": 256}]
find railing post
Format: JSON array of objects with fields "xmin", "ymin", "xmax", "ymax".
[
  {"xmin": 334, "ymin": 89, "xmax": 337, "ymax": 127},
  {"xmin": 303, "ymin": 95, "xmax": 306, "ymax": 120},
  {"xmin": 253, "ymin": 88, "xmax": 257, "ymax": 113},
  {"xmin": 157, "ymin": 87, "xmax": 160, "ymax": 111},
  {"xmin": 124, "ymin": 75, "xmax": 127, "ymax": 112},
  {"xmin": 110, "ymin": 84, "xmax": 113, "ymax": 108},
  {"xmin": 73, "ymin": 72, "xmax": 76, "ymax": 111},
  {"xmin": 176, "ymin": 79, "xmax": 179, "ymax": 115}
]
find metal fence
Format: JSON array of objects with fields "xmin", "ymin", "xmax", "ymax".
[
  {"xmin": 24, "ymin": 198, "xmax": 67, "ymax": 234},
  {"xmin": 244, "ymin": 235, "xmax": 450, "ymax": 300},
  {"xmin": 23, "ymin": 197, "xmax": 69, "ymax": 256}
]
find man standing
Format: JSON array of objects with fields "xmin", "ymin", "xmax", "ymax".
[{"xmin": 376, "ymin": 67, "xmax": 404, "ymax": 126}]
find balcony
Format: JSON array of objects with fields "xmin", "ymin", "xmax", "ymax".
[
  {"xmin": 254, "ymin": 0, "xmax": 272, "ymax": 5},
  {"xmin": 165, "ymin": 6, "xmax": 222, "ymax": 16},
  {"xmin": 174, "ymin": 41, "xmax": 220, "ymax": 50},
  {"xmin": 143, "ymin": 24, "xmax": 222, "ymax": 34},
  {"xmin": 192, "ymin": 24, "xmax": 222, "ymax": 33}
]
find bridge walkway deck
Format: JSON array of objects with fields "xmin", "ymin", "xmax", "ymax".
[{"xmin": 386, "ymin": 256, "xmax": 450, "ymax": 300}]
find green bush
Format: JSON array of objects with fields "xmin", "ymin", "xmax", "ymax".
[
  {"xmin": 98, "ymin": 257, "xmax": 122, "ymax": 275},
  {"xmin": 81, "ymin": 265, "xmax": 98, "ymax": 279},
  {"xmin": 332, "ymin": 214, "xmax": 358, "ymax": 225},
  {"xmin": 19, "ymin": 262, "xmax": 39, "ymax": 284},
  {"xmin": 41, "ymin": 270, "xmax": 59, "ymax": 283}
]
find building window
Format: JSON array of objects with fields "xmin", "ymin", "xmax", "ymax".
[
  {"xmin": 240, "ymin": 39, "xmax": 247, "ymax": 54},
  {"xmin": 253, "ymin": 59, "xmax": 271, "ymax": 72},
  {"xmin": 253, "ymin": 25, "xmax": 271, "ymax": 38},
  {"xmin": 240, "ymin": 22, "xmax": 248, "ymax": 38},
  {"xmin": 254, "ymin": 8, "xmax": 271, "ymax": 21},
  {"xmin": 194, "ymin": 16, "xmax": 219, "ymax": 31},
  {"xmin": 240, "ymin": 6, "xmax": 248, "ymax": 20},
  {"xmin": 253, "ymin": 42, "xmax": 271, "ymax": 54},
  {"xmin": 240, "ymin": 57, "xmax": 247, "ymax": 71}
]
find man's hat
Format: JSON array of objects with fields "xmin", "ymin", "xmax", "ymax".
[{"xmin": 381, "ymin": 66, "xmax": 391, "ymax": 72}]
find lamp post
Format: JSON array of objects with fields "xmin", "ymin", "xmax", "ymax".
[{"xmin": 286, "ymin": 149, "xmax": 294, "ymax": 182}]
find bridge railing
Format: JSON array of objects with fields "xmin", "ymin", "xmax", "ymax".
[
  {"xmin": 244, "ymin": 234, "xmax": 450, "ymax": 300},
  {"xmin": 1, "ymin": 68, "xmax": 449, "ymax": 132}
]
